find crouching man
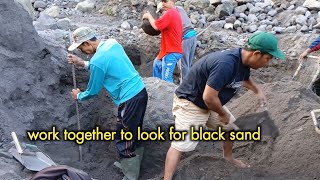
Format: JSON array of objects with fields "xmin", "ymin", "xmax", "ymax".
[
  {"xmin": 67, "ymin": 27, "xmax": 148, "ymax": 180},
  {"xmin": 164, "ymin": 32, "xmax": 285, "ymax": 180}
]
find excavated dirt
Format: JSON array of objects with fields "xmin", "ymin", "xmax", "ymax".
[{"xmin": 2, "ymin": 0, "xmax": 320, "ymax": 180}]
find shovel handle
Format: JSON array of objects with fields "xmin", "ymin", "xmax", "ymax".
[{"xmin": 11, "ymin": 132, "xmax": 23, "ymax": 154}]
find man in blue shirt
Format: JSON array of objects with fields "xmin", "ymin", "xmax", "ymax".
[
  {"xmin": 299, "ymin": 36, "xmax": 320, "ymax": 95},
  {"xmin": 163, "ymin": 32, "xmax": 286, "ymax": 180},
  {"xmin": 67, "ymin": 27, "xmax": 148, "ymax": 180}
]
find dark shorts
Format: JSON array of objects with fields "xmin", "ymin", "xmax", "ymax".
[{"xmin": 115, "ymin": 88, "xmax": 148, "ymax": 158}]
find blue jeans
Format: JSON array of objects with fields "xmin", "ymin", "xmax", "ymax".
[
  {"xmin": 153, "ymin": 53, "xmax": 182, "ymax": 83},
  {"xmin": 181, "ymin": 36, "xmax": 197, "ymax": 81}
]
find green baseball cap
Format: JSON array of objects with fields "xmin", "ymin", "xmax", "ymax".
[
  {"xmin": 68, "ymin": 27, "xmax": 96, "ymax": 51},
  {"xmin": 246, "ymin": 32, "xmax": 285, "ymax": 60}
]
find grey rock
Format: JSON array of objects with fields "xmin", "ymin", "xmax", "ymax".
[
  {"xmin": 76, "ymin": 0, "xmax": 95, "ymax": 13},
  {"xmin": 225, "ymin": 16, "xmax": 236, "ymax": 23},
  {"xmin": 305, "ymin": 11, "xmax": 311, "ymax": 18},
  {"xmin": 247, "ymin": 14, "xmax": 258, "ymax": 23},
  {"xmin": 308, "ymin": 17, "xmax": 317, "ymax": 26},
  {"xmin": 296, "ymin": 24, "xmax": 302, "ymax": 30},
  {"xmin": 258, "ymin": 24, "xmax": 267, "ymax": 31},
  {"xmin": 271, "ymin": 19, "xmax": 279, "ymax": 26},
  {"xmin": 257, "ymin": 13, "xmax": 266, "ymax": 20},
  {"xmin": 224, "ymin": 23, "xmax": 234, "ymax": 29},
  {"xmin": 121, "ymin": 21, "xmax": 132, "ymax": 30},
  {"xmin": 255, "ymin": 2, "xmax": 269, "ymax": 9},
  {"xmin": 246, "ymin": 3, "xmax": 254, "ymax": 10},
  {"xmin": 268, "ymin": 10, "xmax": 277, "ymax": 17},
  {"xmin": 33, "ymin": 1, "xmax": 47, "ymax": 8},
  {"xmin": 248, "ymin": 24, "xmax": 257, "ymax": 32},
  {"xmin": 239, "ymin": 13, "xmax": 247, "ymax": 19},
  {"xmin": 303, "ymin": 0, "xmax": 320, "ymax": 10},
  {"xmin": 210, "ymin": 0, "xmax": 221, "ymax": 6},
  {"xmin": 56, "ymin": 18, "xmax": 71, "ymax": 30},
  {"xmin": 234, "ymin": 20, "xmax": 242, "ymax": 28},
  {"xmin": 300, "ymin": 25, "xmax": 309, "ymax": 32},
  {"xmin": 234, "ymin": 5, "xmax": 247, "ymax": 14},
  {"xmin": 287, "ymin": 5, "xmax": 295, "ymax": 10},
  {"xmin": 280, "ymin": 2, "xmax": 289, "ymax": 10},
  {"xmin": 286, "ymin": 26, "xmax": 297, "ymax": 33},
  {"xmin": 295, "ymin": 15, "xmax": 307, "ymax": 26},
  {"xmin": 260, "ymin": 19, "xmax": 271, "ymax": 25},
  {"xmin": 130, "ymin": 0, "xmax": 139, "ymax": 6},
  {"xmin": 214, "ymin": 1, "xmax": 234, "ymax": 18},
  {"xmin": 249, "ymin": 7, "xmax": 263, "ymax": 14},
  {"xmin": 236, "ymin": 26, "xmax": 243, "ymax": 33},
  {"xmin": 188, "ymin": 0, "xmax": 210, "ymax": 9},
  {"xmin": 272, "ymin": 26, "xmax": 284, "ymax": 34},
  {"xmin": 43, "ymin": 5, "xmax": 60, "ymax": 18},
  {"xmin": 36, "ymin": 13, "xmax": 57, "ymax": 30},
  {"xmin": 238, "ymin": 17, "xmax": 245, "ymax": 23},
  {"xmin": 264, "ymin": 6, "xmax": 273, "ymax": 14},
  {"xmin": 211, "ymin": 20, "xmax": 226, "ymax": 28},
  {"xmin": 295, "ymin": 6, "xmax": 308, "ymax": 15},
  {"xmin": 266, "ymin": 24, "xmax": 273, "ymax": 31}
]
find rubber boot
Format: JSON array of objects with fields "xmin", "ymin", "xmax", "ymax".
[{"xmin": 118, "ymin": 147, "xmax": 144, "ymax": 180}]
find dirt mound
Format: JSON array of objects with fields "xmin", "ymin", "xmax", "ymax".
[{"xmin": 172, "ymin": 81, "xmax": 320, "ymax": 180}]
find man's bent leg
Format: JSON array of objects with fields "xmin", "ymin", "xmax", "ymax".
[
  {"xmin": 222, "ymin": 137, "xmax": 250, "ymax": 168},
  {"xmin": 164, "ymin": 95, "xmax": 209, "ymax": 179},
  {"xmin": 164, "ymin": 147, "xmax": 182, "ymax": 180},
  {"xmin": 181, "ymin": 37, "xmax": 196, "ymax": 80},
  {"xmin": 162, "ymin": 53, "xmax": 182, "ymax": 83},
  {"xmin": 153, "ymin": 58, "xmax": 162, "ymax": 79},
  {"xmin": 206, "ymin": 106, "xmax": 250, "ymax": 168},
  {"xmin": 115, "ymin": 88, "xmax": 148, "ymax": 180}
]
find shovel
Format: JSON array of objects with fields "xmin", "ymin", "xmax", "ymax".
[
  {"xmin": 9, "ymin": 132, "xmax": 56, "ymax": 172},
  {"xmin": 232, "ymin": 108, "xmax": 279, "ymax": 138}
]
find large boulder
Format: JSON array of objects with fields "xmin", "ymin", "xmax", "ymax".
[
  {"xmin": 303, "ymin": 0, "xmax": 320, "ymax": 10},
  {"xmin": 141, "ymin": 6, "xmax": 160, "ymax": 36}
]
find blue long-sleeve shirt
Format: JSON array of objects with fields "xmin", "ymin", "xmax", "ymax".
[
  {"xmin": 309, "ymin": 36, "xmax": 320, "ymax": 52},
  {"xmin": 77, "ymin": 39, "xmax": 145, "ymax": 106}
]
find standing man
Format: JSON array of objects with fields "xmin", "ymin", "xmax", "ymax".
[
  {"xmin": 67, "ymin": 27, "xmax": 148, "ymax": 180},
  {"xmin": 164, "ymin": 32, "xmax": 285, "ymax": 180},
  {"xmin": 299, "ymin": 36, "xmax": 320, "ymax": 95},
  {"xmin": 142, "ymin": 0, "xmax": 183, "ymax": 83},
  {"xmin": 156, "ymin": 2, "xmax": 197, "ymax": 82}
]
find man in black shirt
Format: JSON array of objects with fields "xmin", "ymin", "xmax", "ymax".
[{"xmin": 164, "ymin": 32, "xmax": 286, "ymax": 180}]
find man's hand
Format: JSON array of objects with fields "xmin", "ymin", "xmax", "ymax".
[
  {"xmin": 299, "ymin": 48, "xmax": 311, "ymax": 62},
  {"xmin": 71, "ymin": 88, "xmax": 81, "ymax": 100},
  {"xmin": 142, "ymin": 11, "xmax": 151, "ymax": 20},
  {"xmin": 256, "ymin": 91, "xmax": 267, "ymax": 108},
  {"xmin": 67, "ymin": 54, "xmax": 85, "ymax": 68},
  {"xmin": 218, "ymin": 112, "xmax": 230, "ymax": 125}
]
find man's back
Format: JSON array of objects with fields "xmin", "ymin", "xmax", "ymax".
[
  {"xmin": 175, "ymin": 49, "xmax": 250, "ymax": 109},
  {"xmin": 176, "ymin": 6, "xmax": 194, "ymax": 35},
  {"xmin": 155, "ymin": 8, "xmax": 183, "ymax": 59},
  {"xmin": 83, "ymin": 39, "xmax": 144, "ymax": 105}
]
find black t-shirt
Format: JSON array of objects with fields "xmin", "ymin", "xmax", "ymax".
[{"xmin": 175, "ymin": 48, "xmax": 250, "ymax": 109}]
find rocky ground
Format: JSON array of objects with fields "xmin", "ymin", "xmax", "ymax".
[{"xmin": 1, "ymin": 0, "xmax": 320, "ymax": 179}]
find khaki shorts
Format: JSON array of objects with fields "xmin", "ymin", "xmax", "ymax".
[{"xmin": 171, "ymin": 95, "xmax": 236, "ymax": 152}]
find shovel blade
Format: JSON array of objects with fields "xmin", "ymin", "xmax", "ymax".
[
  {"xmin": 234, "ymin": 111, "xmax": 279, "ymax": 138},
  {"xmin": 10, "ymin": 148, "xmax": 56, "ymax": 172}
]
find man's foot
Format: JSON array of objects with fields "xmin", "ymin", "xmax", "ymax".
[{"xmin": 224, "ymin": 158, "xmax": 250, "ymax": 168}]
